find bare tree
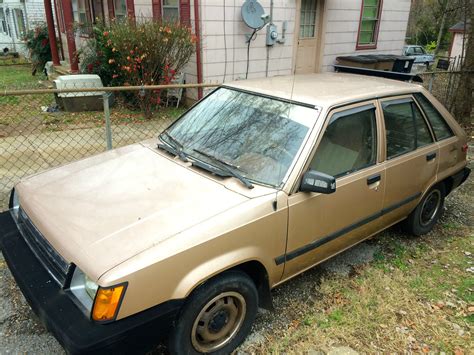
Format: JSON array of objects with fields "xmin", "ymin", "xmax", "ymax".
[{"xmin": 452, "ymin": 0, "xmax": 473, "ymax": 124}]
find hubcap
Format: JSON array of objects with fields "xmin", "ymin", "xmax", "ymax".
[
  {"xmin": 419, "ymin": 190, "xmax": 441, "ymax": 227},
  {"xmin": 191, "ymin": 291, "xmax": 246, "ymax": 353}
]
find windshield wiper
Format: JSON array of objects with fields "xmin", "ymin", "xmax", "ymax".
[
  {"xmin": 158, "ymin": 131, "xmax": 188, "ymax": 162},
  {"xmin": 193, "ymin": 148, "xmax": 254, "ymax": 189}
]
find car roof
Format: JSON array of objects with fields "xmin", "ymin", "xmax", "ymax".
[{"xmin": 225, "ymin": 73, "xmax": 424, "ymax": 109}]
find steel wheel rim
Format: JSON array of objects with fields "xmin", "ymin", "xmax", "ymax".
[
  {"xmin": 191, "ymin": 291, "xmax": 246, "ymax": 353},
  {"xmin": 419, "ymin": 190, "xmax": 441, "ymax": 227}
]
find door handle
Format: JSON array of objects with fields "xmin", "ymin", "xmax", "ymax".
[
  {"xmin": 367, "ymin": 174, "xmax": 381, "ymax": 185},
  {"xmin": 426, "ymin": 152, "xmax": 437, "ymax": 161}
]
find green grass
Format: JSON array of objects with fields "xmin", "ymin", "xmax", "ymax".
[
  {"xmin": 0, "ymin": 64, "xmax": 44, "ymax": 88},
  {"xmin": 246, "ymin": 223, "xmax": 474, "ymax": 354}
]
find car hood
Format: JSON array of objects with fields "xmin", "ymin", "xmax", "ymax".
[{"xmin": 16, "ymin": 142, "xmax": 273, "ymax": 280}]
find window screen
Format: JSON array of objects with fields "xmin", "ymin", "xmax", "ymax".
[
  {"xmin": 414, "ymin": 93, "xmax": 453, "ymax": 141},
  {"xmin": 383, "ymin": 99, "xmax": 434, "ymax": 159},
  {"xmin": 310, "ymin": 106, "xmax": 377, "ymax": 177}
]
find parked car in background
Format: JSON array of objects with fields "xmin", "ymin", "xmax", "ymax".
[
  {"xmin": 0, "ymin": 73, "xmax": 469, "ymax": 354},
  {"xmin": 403, "ymin": 45, "xmax": 436, "ymax": 67}
]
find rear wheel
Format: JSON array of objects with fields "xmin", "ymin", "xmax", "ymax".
[
  {"xmin": 403, "ymin": 184, "xmax": 445, "ymax": 236},
  {"xmin": 169, "ymin": 271, "xmax": 258, "ymax": 354}
]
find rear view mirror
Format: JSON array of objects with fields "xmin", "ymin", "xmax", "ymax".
[{"xmin": 300, "ymin": 170, "xmax": 336, "ymax": 194}]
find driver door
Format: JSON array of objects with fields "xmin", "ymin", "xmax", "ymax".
[{"xmin": 281, "ymin": 101, "xmax": 386, "ymax": 279}]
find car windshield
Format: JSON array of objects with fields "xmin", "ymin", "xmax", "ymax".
[{"xmin": 165, "ymin": 87, "xmax": 318, "ymax": 187}]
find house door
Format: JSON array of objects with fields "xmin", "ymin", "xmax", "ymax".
[{"xmin": 295, "ymin": 0, "xmax": 320, "ymax": 74}]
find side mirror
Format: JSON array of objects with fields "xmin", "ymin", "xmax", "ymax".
[{"xmin": 300, "ymin": 170, "xmax": 336, "ymax": 194}]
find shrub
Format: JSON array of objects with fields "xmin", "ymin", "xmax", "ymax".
[
  {"xmin": 80, "ymin": 19, "xmax": 196, "ymax": 117},
  {"xmin": 78, "ymin": 24, "xmax": 122, "ymax": 87},
  {"xmin": 23, "ymin": 24, "xmax": 53, "ymax": 75}
]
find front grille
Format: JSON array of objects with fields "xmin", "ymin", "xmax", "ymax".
[{"xmin": 18, "ymin": 208, "xmax": 72, "ymax": 287}]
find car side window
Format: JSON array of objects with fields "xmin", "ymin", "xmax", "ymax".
[
  {"xmin": 414, "ymin": 47, "xmax": 424, "ymax": 54},
  {"xmin": 309, "ymin": 105, "xmax": 377, "ymax": 178},
  {"xmin": 406, "ymin": 47, "xmax": 415, "ymax": 55},
  {"xmin": 382, "ymin": 99, "xmax": 434, "ymax": 159},
  {"xmin": 414, "ymin": 93, "xmax": 454, "ymax": 141}
]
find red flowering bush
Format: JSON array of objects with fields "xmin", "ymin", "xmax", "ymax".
[
  {"xmin": 80, "ymin": 19, "xmax": 195, "ymax": 117},
  {"xmin": 23, "ymin": 24, "xmax": 54, "ymax": 75}
]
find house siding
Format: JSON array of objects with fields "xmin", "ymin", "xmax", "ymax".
[
  {"xmin": 199, "ymin": 0, "xmax": 296, "ymax": 85},
  {"xmin": 322, "ymin": 0, "xmax": 411, "ymax": 71},
  {"xmin": 0, "ymin": 0, "xmax": 47, "ymax": 56}
]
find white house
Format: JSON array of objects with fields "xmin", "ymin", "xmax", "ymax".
[
  {"xmin": 48, "ymin": 0, "xmax": 412, "ymax": 101},
  {"xmin": 0, "ymin": 0, "xmax": 47, "ymax": 55}
]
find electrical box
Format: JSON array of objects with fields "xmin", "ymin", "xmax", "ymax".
[{"xmin": 266, "ymin": 24, "xmax": 278, "ymax": 46}]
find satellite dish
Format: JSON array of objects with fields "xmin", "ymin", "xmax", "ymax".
[{"xmin": 241, "ymin": 0, "xmax": 267, "ymax": 30}]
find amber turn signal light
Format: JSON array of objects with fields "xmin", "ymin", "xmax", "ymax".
[{"xmin": 92, "ymin": 284, "xmax": 127, "ymax": 322}]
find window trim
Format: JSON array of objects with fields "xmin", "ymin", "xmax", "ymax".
[
  {"xmin": 413, "ymin": 92, "xmax": 454, "ymax": 141},
  {"xmin": 380, "ymin": 96, "xmax": 436, "ymax": 161},
  {"xmin": 294, "ymin": 100, "xmax": 380, "ymax": 194},
  {"xmin": 356, "ymin": 0, "xmax": 383, "ymax": 50}
]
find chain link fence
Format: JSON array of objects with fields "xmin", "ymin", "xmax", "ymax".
[
  {"xmin": 1, "ymin": 68, "xmax": 471, "ymax": 211},
  {"xmin": 0, "ymin": 82, "xmax": 218, "ymax": 211}
]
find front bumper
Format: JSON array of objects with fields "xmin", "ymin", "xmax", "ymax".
[{"xmin": 0, "ymin": 211, "xmax": 183, "ymax": 354}]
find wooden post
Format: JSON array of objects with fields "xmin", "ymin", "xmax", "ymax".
[
  {"xmin": 62, "ymin": 0, "xmax": 79, "ymax": 72},
  {"xmin": 43, "ymin": 0, "xmax": 60, "ymax": 65}
]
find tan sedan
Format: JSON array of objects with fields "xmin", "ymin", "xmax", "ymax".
[{"xmin": 0, "ymin": 73, "xmax": 469, "ymax": 354}]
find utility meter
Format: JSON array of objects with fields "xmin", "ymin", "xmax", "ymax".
[{"xmin": 266, "ymin": 24, "xmax": 278, "ymax": 46}]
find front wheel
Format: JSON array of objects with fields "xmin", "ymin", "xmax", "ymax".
[
  {"xmin": 169, "ymin": 271, "xmax": 258, "ymax": 354},
  {"xmin": 403, "ymin": 184, "xmax": 445, "ymax": 236}
]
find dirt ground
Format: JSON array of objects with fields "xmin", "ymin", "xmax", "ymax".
[{"xmin": 0, "ymin": 149, "xmax": 472, "ymax": 354}]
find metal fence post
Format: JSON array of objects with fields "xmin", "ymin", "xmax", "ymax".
[
  {"xmin": 103, "ymin": 92, "xmax": 113, "ymax": 150},
  {"xmin": 428, "ymin": 72, "xmax": 435, "ymax": 92}
]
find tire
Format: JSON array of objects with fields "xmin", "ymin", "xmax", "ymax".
[
  {"xmin": 403, "ymin": 184, "xmax": 446, "ymax": 236},
  {"xmin": 168, "ymin": 271, "xmax": 258, "ymax": 355}
]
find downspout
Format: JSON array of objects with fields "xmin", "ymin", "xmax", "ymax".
[
  {"xmin": 193, "ymin": 0, "xmax": 203, "ymax": 99},
  {"xmin": 265, "ymin": 0, "xmax": 274, "ymax": 77}
]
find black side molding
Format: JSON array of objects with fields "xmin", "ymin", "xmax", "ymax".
[{"xmin": 275, "ymin": 192, "xmax": 421, "ymax": 265}]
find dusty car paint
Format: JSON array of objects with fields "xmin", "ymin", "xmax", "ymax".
[{"xmin": 9, "ymin": 73, "xmax": 468, "ymax": 323}]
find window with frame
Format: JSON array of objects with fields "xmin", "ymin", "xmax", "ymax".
[
  {"xmin": 382, "ymin": 99, "xmax": 434, "ymax": 159},
  {"xmin": 0, "ymin": 8, "xmax": 7, "ymax": 34},
  {"xmin": 299, "ymin": 0, "xmax": 317, "ymax": 38},
  {"xmin": 163, "ymin": 0, "xmax": 179, "ymax": 21},
  {"xmin": 72, "ymin": 0, "xmax": 88, "ymax": 24},
  {"xmin": 13, "ymin": 9, "xmax": 25, "ymax": 38},
  {"xmin": 309, "ymin": 106, "xmax": 378, "ymax": 178},
  {"xmin": 357, "ymin": 0, "xmax": 382, "ymax": 49},
  {"xmin": 113, "ymin": 0, "xmax": 127, "ymax": 20},
  {"xmin": 414, "ymin": 93, "xmax": 453, "ymax": 141}
]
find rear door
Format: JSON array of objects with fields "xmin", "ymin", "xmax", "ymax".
[
  {"xmin": 282, "ymin": 101, "xmax": 385, "ymax": 278},
  {"xmin": 413, "ymin": 93, "xmax": 460, "ymax": 181},
  {"xmin": 379, "ymin": 96, "xmax": 438, "ymax": 226}
]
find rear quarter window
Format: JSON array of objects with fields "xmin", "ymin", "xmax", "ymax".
[{"xmin": 414, "ymin": 93, "xmax": 454, "ymax": 141}]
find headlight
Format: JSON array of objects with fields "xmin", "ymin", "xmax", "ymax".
[
  {"xmin": 69, "ymin": 267, "xmax": 126, "ymax": 322},
  {"xmin": 9, "ymin": 188, "xmax": 20, "ymax": 220},
  {"xmin": 70, "ymin": 267, "xmax": 98, "ymax": 312}
]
